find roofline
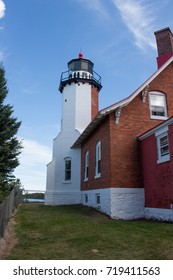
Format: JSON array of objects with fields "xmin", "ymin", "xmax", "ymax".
[
  {"xmin": 138, "ymin": 116, "xmax": 173, "ymax": 140},
  {"xmin": 100, "ymin": 55, "xmax": 173, "ymax": 115},
  {"xmin": 68, "ymin": 57, "xmax": 94, "ymax": 66},
  {"xmin": 71, "ymin": 112, "xmax": 104, "ymax": 148},
  {"xmin": 72, "ymin": 55, "xmax": 173, "ymax": 148}
]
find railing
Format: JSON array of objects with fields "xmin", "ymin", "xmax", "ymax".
[
  {"xmin": 0, "ymin": 187, "xmax": 23, "ymax": 238},
  {"xmin": 23, "ymin": 190, "xmax": 45, "ymax": 203},
  {"xmin": 60, "ymin": 70, "xmax": 102, "ymax": 85}
]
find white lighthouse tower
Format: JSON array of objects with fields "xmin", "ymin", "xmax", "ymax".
[{"xmin": 45, "ymin": 53, "xmax": 102, "ymax": 205}]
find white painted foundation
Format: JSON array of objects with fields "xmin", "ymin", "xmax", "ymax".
[
  {"xmin": 82, "ymin": 188, "xmax": 145, "ymax": 220},
  {"xmin": 82, "ymin": 188, "xmax": 112, "ymax": 216},
  {"xmin": 45, "ymin": 186, "xmax": 173, "ymax": 222},
  {"xmin": 145, "ymin": 207, "xmax": 173, "ymax": 222}
]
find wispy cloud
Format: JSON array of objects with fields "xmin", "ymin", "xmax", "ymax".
[
  {"xmin": 22, "ymin": 85, "xmax": 40, "ymax": 96},
  {"xmin": 0, "ymin": 0, "xmax": 5, "ymax": 19},
  {"xmin": 76, "ymin": 0, "xmax": 110, "ymax": 20},
  {"xmin": 112, "ymin": 0, "xmax": 156, "ymax": 50},
  {"xmin": 20, "ymin": 139, "xmax": 51, "ymax": 166},
  {"xmin": 75, "ymin": 0, "xmax": 157, "ymax": 51},
  {"xmin": 15, "ymin": 139, "xmax": 52, "ymax": 191}
]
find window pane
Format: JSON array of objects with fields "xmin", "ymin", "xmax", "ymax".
[
  {"xmin": 98, "ymin": 159, "xmax": 101, "ymax": 174},
  {"xmin": 160, "ymin": 135, "xmax": 168, "ymax": 146},
  {"xmin": 65, "ymin": 171, "xmax": 71, "ymax": 181},
  {"xmin": 150, "ymin": 95, "xmax": 165, "ymax": 106},
  {"xmin": 151, "ymin": 106, "xmax": 165, "ymax": 116},
  {"xmin": 161, "ymin": 146, "xmax": 169, "ymax": 156},
  {"xmin": 85, "ymin": 152, "xmax": 89, "ymax": 179},
  {"xmin": 74, "ymin": 61, "xmax": 81, "ymax": 70},
  {"xmin": 65, "ymin": 160, "xmax": 71, "ymax": 170},
  {"xmin": 81, "ymin": 61, "xmax": 88, "ymax": 71},
  {"xmin": 68, "ymin": 62, "xmax": 74, "ymax": 71},
  {"xmin": 96, "ymin": 141, "xmax": 101, "ymax": 176},
  {"xmin": 65, "ymin": 160, "xmax": 71, "ymax": 181},
  {"xmin": 160, "ymin": 135, "xmax": 169, "ymax": 156},
  {"xmin": 97, "ymin": 142, "xmax": 101, "ymax": 160},
  {"xmin": 86, "ymin": 166, "xmax": 89, "ymax": 178}
]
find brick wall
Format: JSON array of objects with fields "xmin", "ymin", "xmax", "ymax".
[
  {"xmin": 140, "ymin": 124, "xmax": 173, "ymax": 209},
  {"xmin": 91, "ymin": 85, "xmax": 99, "ymax": 120},
  {"xmin": 81, "ymin": 115, "xmax": 111, "ymax": 190},
  {"xmin": 111, "ymin": 63, "xmax": 173, "ymax": 189},
  {"xmin": 81, "ymin": 62, "xmax": 173, "ymax": 191}
]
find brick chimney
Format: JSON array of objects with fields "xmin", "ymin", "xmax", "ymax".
[{"xmin": 154, "ymin": 27, "xmax": 173, "ymax": 68}]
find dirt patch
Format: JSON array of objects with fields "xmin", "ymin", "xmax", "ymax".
[{"xmin": 0, "ymin": 213, "xmax": 17, "ymax": 260}]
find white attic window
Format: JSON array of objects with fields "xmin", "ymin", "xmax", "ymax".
[{"xmin": 149, "ymin": 91, "xmax": 167, "ymax": 120}]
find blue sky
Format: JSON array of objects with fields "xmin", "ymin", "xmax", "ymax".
[{"xmin": 0, "ymin": 0, "xmax": 173, "ymax": 191}]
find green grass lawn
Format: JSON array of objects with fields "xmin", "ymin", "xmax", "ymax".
[{"xmin": 6, "ymin": 203, "xmax": 173, "ymax": 260}]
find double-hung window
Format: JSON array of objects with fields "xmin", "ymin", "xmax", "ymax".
[
  {"xmin": 149, "ymin": 92, "xmax": 167, "ymax": 119},
  {"xmin": 64, "ymin": 157, "xmax": 71, "ymax": 181},
  {"xmin": 155, "ymin": 127, "xmax": 170, "ymax": 164},
  {"xmin": 95, "ymin": 141, "xmax": 101, "ymax": 178},
  {"xmin": 84, "ymin": 151, "xmax": 89, "ymax": 181}
]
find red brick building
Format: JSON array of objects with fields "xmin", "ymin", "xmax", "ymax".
[
  {"xmin": 72, "ymin": 27, "xmax": 173, "ymax": 220},
  {"xmin": 139, "ymin": 117, "xmax": 173, "ymax": 221}
]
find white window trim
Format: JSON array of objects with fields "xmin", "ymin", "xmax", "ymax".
[
  {"xmin": 84, "ymin": 151, "xmax": 89, "ymax": 181},
  {"xmin": 95, "ymin": 141, "xmax": 101, "ymax": 178},
  {"xmin": 155, "ymin": 127, "xmax": 170, "ymax": 164},
  {"xmin": 149, "ymin": 91, "xmax": 168, "ymax": 120}
]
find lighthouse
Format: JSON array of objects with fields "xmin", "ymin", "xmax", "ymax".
[{"xmin": 45, "ymin": 53, "xmax": 102, "ymax": 205}]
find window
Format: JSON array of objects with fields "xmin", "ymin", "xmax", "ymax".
[
  {"xmin": 96, "ymin": 194, "xmax": 100, "ymax": 205},
  {"xmin": 84, "ymin": 151, "xmax": 89, "ymax": 181},
  {"xmin": 64, "ymin": 158, "xmax": 71, "ymax": 181},
  {"xmin": 81, "ymin": 61, "xmax": 88, "ymax": 71},
  {"xmin": 155, "ymin": 127, "xmax": 170, "ymax": 163},
  {"xmin": 84, "ymin": 194, "xmax": 88, "ymax": 204},
  {"xmin": 149, "ymin": 92, "xmax": 167, "ymax": 119},
  {"xmin": 160, "ymin": 134, "xmax": 169, "ymax": 157},
  {"xmin": 95, "ymin": 141, "xmax": 101, "ymax": 178}
]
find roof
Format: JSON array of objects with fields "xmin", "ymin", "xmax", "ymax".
[
  {"xmin": 138, "ymin": 115, "xmax": 173, "ymax": 140},
  {"xmin": 72, "ymin": 55, "xmax": 173, "ymax": 148}
]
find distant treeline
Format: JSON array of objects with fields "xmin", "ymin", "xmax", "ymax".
[{"xmin": 24, "ymin": 193, "xmax": 45, "ymax": 199}]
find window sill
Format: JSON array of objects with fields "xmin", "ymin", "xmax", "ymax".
[
  {"xmin": 157, "ymin": 155, "xmax": 170, "ymax": 164},
  {"xmin": 84, "ymin": 178, "xmax": 88, "ymax": 182},
  {"xmin": 63, "ymin": 180, "xmax": 72, "ymax": 184},
  {"xmin": 94, "ymin": 173, "xmax": 101, "ymax": 179},
  {"xmin": 151, "ymin": 116, "xmax": 168, "ymax": 120}
]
